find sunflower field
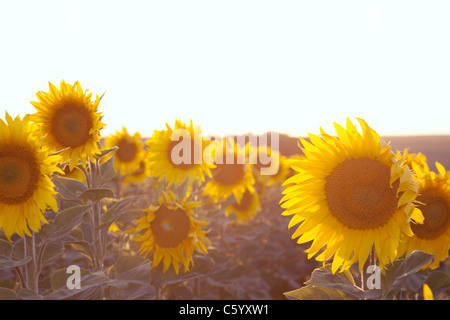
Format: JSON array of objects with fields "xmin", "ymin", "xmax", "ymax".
[{"xmin": 0, "ymin": 80, "xmax": 449, "ymax": 302}]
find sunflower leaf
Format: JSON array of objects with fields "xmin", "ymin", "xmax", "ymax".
[
  {"xmin": 93, "ymin": 146, "xmax": 118, "ymax": 160},
  {"xmin": 284, "ymin": 285, "xmax": 357, "ymax": 300},
  {"xmin": 425, "ymin": 271, "xmax": 450, "ymax": 297},
  {"xmin": 52, "ymin": 175, "xmax": 87, "ymax": 201},
  {"xmin": 40, "ymin": 203, "xmax": 94, "ymax": 242},
  {"xmin": 111, "ymin": 255, "xmax": 152, "ymax": 287},
  {"xmin": 305, "ymin": 264, "xmax": 369, "ymax": 299},
  {"xmin": 98, "ymin": 154, "xmax": 117, "ymax": 187},
  {"xmin": 98, "ymin": 196, "xmax": 137, "ymax": 229},
  {"xmin": 381, "ymin": 250, "xmax": 435, "ymax": 299},
  {"xmin": 0, "ymin": 239, "xmax": 12, "ymax": 257},
  {"xmin": 0, "ymin": 255, "xmax": 31, "ymax": 269},
  {"xmin": 16, "ymin": 288, "xmax": 43, "ymax": 300},
  {"xmin": 41, "ymin": 240, "xmax": 65, "ymax": 265},
  {"xmin": 109, "ymin": 255, "xmax": 156, "ymax": 299},
  {"xmin": 79, "ymin": 188, "xmax": 115, "ymax": 203},
  {"xmin": 0, "ymin": 287, "xmax": 16, "ymax": 300},
  {"xmin": 46, "ymin": 271, "xmax": 111, "ymax": 300},
  {"xmin": 64, "ymin": 240, "xmax": 94, "ymax": 262},
  {"xmin": 49, "ymin": 267, "xmax": 90, "ymax": 291},
  {"xmin": 404, "ymin": 270, "xmax": 428, "ymax": 293}
]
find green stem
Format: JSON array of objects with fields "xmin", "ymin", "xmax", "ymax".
[
  {"xmin": 88, "ymin": 210, "xmax": 98, "ymax": 270},
  {"xmin": 89, "ymin": 157, "xmax": 104, "ymax": 271},
  {"xmin": 24, "ymin": 234, "xmax": 38, "ymax": 293},
  {"xmin": 371, "ymin": 247, "xmax": 376, "ymax": 268},
  {"xmin": 94, "ymin": 201, "xmax": 103, "ymax": 270},
  {"xmin": 14, "ymin": 267, "xmax": 26, "ymax": 289},
  {"xmin": 155, "ymin": 285, "xmax": 163, "ymax": 300},
  {"xmin": 35, "ymin": 243, "xmax": 47, "ymax": 281},
  {"xmin": 23, "ymin": 237, "xmax": 28, "ymax": 287},
  {"xmin": 79, "ymin": 165, "xmax": 91, "ymax": 189}
]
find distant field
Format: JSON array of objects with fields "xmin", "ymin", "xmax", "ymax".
[{"xmin": 278, "ymin": 133, "xmax": 450, "ymax": 171}]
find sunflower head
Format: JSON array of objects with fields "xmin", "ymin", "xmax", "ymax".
[
  {"xmin": 398, "ymin": 161, "xmax": 450, "ymax": 269},
  {"xmin": 281, "ymin": 118, "xmax": 423, "ymax": 273},
  {"xmin": 251, "ymin": 146, "xmax": 289, "ymax": 187},
  {"xmin": 203, "ymin": 138, "xmax": 255, "ymax": 204},
  {"xmin": 146, "ymin": 120, "xmax": 213, "ymax": 193},
  {"xmin": 104, "ymin": 127, "xmax": 145, "ymax": 175},
  {"xmin": 225, "ymin": 188, "xmax": 261, "ymax": 224},
  {"xmin": 30, "ymin": 80, "xmax": 105, "ymax": 169},
  {"xmin": 0, "ymin": 112, "xmax": 62, "ymax": 240},
  {"xmin": 130, "ymin": 192, "xmax": 208, "ymax": 274},
  {"xmin": 123, "ymin": 157, "xmax": 152, "ymax": 185}
]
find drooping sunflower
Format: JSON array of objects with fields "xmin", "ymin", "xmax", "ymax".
[
  {"xmin": 130, "ymin": 192, "xmax": 209, "ymax": 274},
  {"xmin": 104, "ymin": 127, "xmax": 144, "ymax": 175},
  {"xmin": 0, "ymin": 113, "xmax": 61, "ymax": 240},
  {"xmin": 225, "ymin": 188, "xmax": 261, "ymax": 224},
  {"xmin": 397, "ymin": 162, "xmax": 450, "ymax": 269},
  {"xmin": 146, "ymin": 120, "xmax": 212, "ymax": 192},
  {"xmin": 280, "ymin": 118, "xmax": 423, "ymax": 273},
  {"xmin": 203, "ymin": 138, "xmax": 255, "ymax": 204},
  {"xmin": 30, "ymin": 80, "xmax": 105, "ymax": 169}
]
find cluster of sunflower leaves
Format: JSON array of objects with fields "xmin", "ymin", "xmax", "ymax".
[{"xmin": 0, "ymin": 148, "xmax": 448, "ymax": 300}]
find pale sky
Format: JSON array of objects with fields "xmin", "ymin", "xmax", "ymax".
[{"xmin": 0, "ymin": 1, "xmax": 449, "ymax": 138}]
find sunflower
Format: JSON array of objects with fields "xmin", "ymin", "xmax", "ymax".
[
  {"xmin": 30, "ymin": 80, "xmax": 105, "ymax": 170},
  {"xmin": 123, "ymin": 157, "xmax": 152, "ymax": 185},
  {"xmin": 396, "ymin": 149, "xmax": 428, "ymax": 171},
  {"xmin": 252, "ymin": 146, "xmax": 290, "ymax": 187},
  {"xmin": 104, "ymin": 127, "xmax": 144, "ymax": 175},
  {"xmin": 397, "ymin": 162, "xmax": 450, "ymax": 269},
  {"xmin": 202, "ymin": 138, "xmax": 255, "ymax": 204},
  {"xmin": 225, "ymin": 188, "xmax": 261, "ymax": 224},
  {"xmin": 146, "ymin": 120, "xmax": 212, "ymax": 192},
  {"xmin": 280, "ymin": 118, "xmax": 423, "ymax": 273},
  {"xmin": 130, "ymin": 192, "xmax": 208, "ymax": 274},
  {"xmin": 0, "ymin": 113, "xmax": 61, "ymax": 240}
]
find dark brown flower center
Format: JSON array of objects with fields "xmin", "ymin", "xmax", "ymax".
[
  {"xmin": 51, "ymin": 105, "xmax": 92, "ymax": 148},
  {"xmin": 0, "ymin": 146, "xmax": 40, "ymax": 204},
  {"xmin": 412, "ymin": 190, "xmax": 449, "ymax": 240},
  {"xmin": 116, "ymin": 139, "xmax": 138, "ymax": 163},
  {"xmin": 325, "ymin": 158, "xmax": 399, "ymax": 230},
  {"xmin": 150, "ymin": 206, "xmax": 191, "ymax": 248}
]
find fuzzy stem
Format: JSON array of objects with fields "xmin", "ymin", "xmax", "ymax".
[
  {"xmin": 23, "ymin": 236, "xmax": 28, "ymax": 287},
  {"xmin": 24, "ymin": 233, "xmax": 39, "ymax": 292},
  {"xmin": 371, "ymin": 246, "xmax": 376, "ymax": 268},
  {"xmin": 14, "ymin": 267, "xmax": 26, "ymax": 289},
  {"xmin": 89, "ymin": 157, "xmax": 104, "ymax": 271}
]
